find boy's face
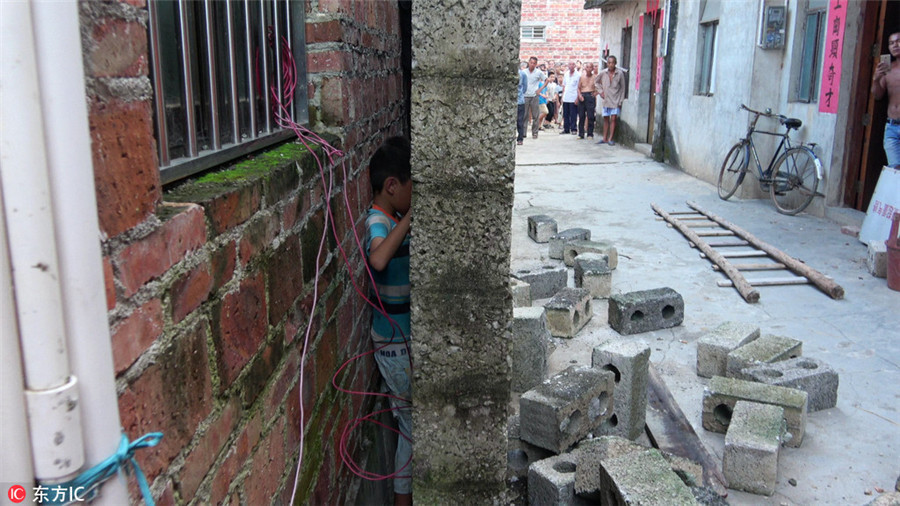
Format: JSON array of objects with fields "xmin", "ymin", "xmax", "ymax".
[{"xmin": 393, "ymin": 178, "xmax": 413, "ymax": 215}]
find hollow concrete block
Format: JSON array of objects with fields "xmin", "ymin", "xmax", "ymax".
[
  {"xmin": 527, "ymin": 452, "xmax": 593, "ymax": 506},
  {"xmin": 597, "ymin": 448, "xmax": 699, "ymax": 505},
  {"xmin": 511, "ymin": 307, "xmax": 550, "ymax": 392},
  {"xmin": 508, "ymin": 415, "xmax": 554, "ymax": 482},
  {"xmin": 573, "ymin": 436, "xmax": 646, "ymax": 498},
  {"xmin": 549, "ymin": 228, "xmax": 591, "ymax": 259},
  {"xmin": 520, "ymin": 365, "xmax": 615, "ymax": 454},
  {"xmin": 608, "ymin": 287, "xmax": 684, "ymax": 336},
  {"xmin": 696, "ymin": 322, "xmax": 761, "ymax": 378},
  {"xmin": 544, "ymin": 288, "xmax": 593, "ymax": 338},
  {"xmin": 723, "ymin": 401, "xmax": 787, "ymax": 496},
  {"xmin": 528, "ymin": 215, "xmax": 558, "ymax": 243},
  {"xmin": 511, "ymin": 277, "xmax": 532, "ymax": 308},
  {"xmin": 563, "ymin": 239, "xmax": 619, "ymax": 269},
  {"xmin": 512, "ymin": 264, "xmax": 567, "ymax": 300},
  {"xmin": 513, "ymin": 264, "xmax": 568, "ymax": 300},
  {"xmin": 574, "ymin": 253, "xmax": 612, "ymax": 299},
  {"xmin": 742, "ymin": 357, "xmax": 838, "ymax": 412},
  {"xmin": 702, "ymin": 375, "xmax": 807, "ymax": 448},
  {"xmin": 726, "ymin": 334, "xmax": 803, "ymax": 379},
  {"xmin": 591, "ymin": 340, "xmax": 651, "ymax": 440}
]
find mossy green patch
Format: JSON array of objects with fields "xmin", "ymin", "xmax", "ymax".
[{"xmin": 196, "ymin": 142, "xmax": 309, "ymax": 184}]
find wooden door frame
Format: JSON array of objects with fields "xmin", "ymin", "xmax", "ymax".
[{"xmin": 841, "ymin": 0, "xmax": 885, "ymax": 210}]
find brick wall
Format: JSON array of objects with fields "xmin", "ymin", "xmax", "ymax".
[
  {"xmin": 80, "ymin": 0, "xmax": 405, "ymax": 503},
  {"xmin": 519, "ymin": 0, "xmax": 604, "ymax": 66}
]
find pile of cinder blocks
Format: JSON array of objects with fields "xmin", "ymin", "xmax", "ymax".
[{"xmin": 696, "ymin": 321, "xmax": 840, "ymax": 496}]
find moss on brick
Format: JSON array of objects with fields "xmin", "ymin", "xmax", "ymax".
[{"xmin": 196, "ymin": 142, "xmax": 309, "ymax": 184}]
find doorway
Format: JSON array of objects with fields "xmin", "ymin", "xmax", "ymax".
[{"xmin": 843, "ymin": 0, "xmax": 899, "ymax": 210}]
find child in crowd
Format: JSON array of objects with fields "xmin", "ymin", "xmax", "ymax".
[{"xmin": 365, "ymin": 137, "xmax": 413, "ymax": 506}]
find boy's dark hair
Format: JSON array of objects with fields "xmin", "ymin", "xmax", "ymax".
[{"xmin": 369, "ymin": 136, "xmax": 411, "ymax": 193}]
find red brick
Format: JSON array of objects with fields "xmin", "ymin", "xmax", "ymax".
[
  {"xmin": 306, "ymin": 19, "xmax": 343, "ymax": 43},
  {"xmin": 103, "ymin": 256, "xmax": 117, "ymax": 310},
  {"xmin": 281, "ymin": 195, "xmax": 300, "ymax": 231},
  {"xmin": 202, "ymin": 183, "xmax": 262, "ymax": 235},
  {"xmin": 238, "ymin": 213, "xmax": 278, "ymax": 266},
  {"xmin": 111, "ymin": 298, "xmax": 164, "ymax": 375},
  {"xmin": 90, "ymin": 99, "xmax": 160, "ymax": 237},
  {"xmin": 312, "ymin": 446, "xmax": 335, "ymax": 504},
  {"xmin": 307, "ymin": 50, "xmax": 349, "ymax": 74},
  {"xmin": 118, "ymin": 321, "xmax": 213, "ymax": 483},
  {"xmin": 213, "ymin": 274, "xmax": 268, "ymax": 387},
  {"xmin": 267, "ymin": 235, "xmax": 304, "ymax": 325},
  {"xmin": 265, "ymin": 346, "xmax": 301, "ymax": 420},
  {"xmin": 169, "ymin": 262, "xmax": 212, "ymax": 323},
  {"xmin": 208, "ymin": 412, "xmax": 261, "ymax": 503},
  {"xmin": 115, "ymin": 204, "xmax": 206, "ymax": 297},
  {"xmin": 178, "ymin": 400, "xmax": 239, "ymax": 499},
  {"xmin": 245, "ymin": 419, "xmax": 286, "ymax": 505},
  {"xmin": 211, "ymin": 241, "xmax": 237, "ymax": 292},
  {"xmin": 86, "ymin": 19, "xmax": 148, "ymax": 78},
  {"xmin": 285, "ymin": 363, "xmax": 316, "ymax": 451},
  {"xmin": 314, "ymin": 324, "xmax": 338, "ymax": 394},
  {"xmin": 319, "ymin": 77, "xmax": 349, "ymax": 126}
]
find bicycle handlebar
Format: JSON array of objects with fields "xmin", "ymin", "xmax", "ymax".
[{"xmin": 740, "ymin": 104, "xmax": 791, "ymax": 127}]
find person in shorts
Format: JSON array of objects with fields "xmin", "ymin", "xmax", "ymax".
[{"xmin": 595, "ymin": 55, "xmax": 626, "ymax": 145}]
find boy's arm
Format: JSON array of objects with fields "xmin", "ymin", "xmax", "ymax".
[{"xmin": 368, "ymin": 212, "xmax": 411, "ymax": 272}]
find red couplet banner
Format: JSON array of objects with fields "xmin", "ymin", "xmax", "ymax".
[{"xmin": 818, "ymin": 0, "xmax": 846, "ymax": 114}]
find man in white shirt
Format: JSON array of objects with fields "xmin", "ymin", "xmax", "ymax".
[
  {"xmin": 523, "ymin": 56, "xmax": 546, "ymax": 139},
  {"xmin": 561, "ymin": 62, "xmax": 580, "ymax": 135}
]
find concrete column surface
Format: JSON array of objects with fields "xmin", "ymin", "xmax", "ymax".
[
  {"xmin": 409, "ymin": 1, "xmax": 520, "ymax": 503},
  {"xmin": 511, "ymin": 135, "xmax": 899, "ymax": 505}
]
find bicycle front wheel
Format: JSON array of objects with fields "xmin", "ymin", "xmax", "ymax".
[
  {"xmin": 770, "ymin": 147, "xmax": 820, "ymax": 215},
  {"xmin": 717, "ymin": 141, "xmax": 749, "ymax": 200}
]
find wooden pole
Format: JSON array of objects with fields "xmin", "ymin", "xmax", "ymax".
[
  {"xmin": 686, "ymin": 201, "xmax": 845, "ymax": 299},
  {"xmin": 652, "ymin": 203, "xmax": 760, "ymax": 302}
]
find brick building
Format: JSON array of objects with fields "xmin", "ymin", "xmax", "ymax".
[
  {"xmin": 519, "ymin": 0, "xmax": 603, "ymax": 66},
  {"xmin": 2, "ymin": 0, "xmax": 409, "ymax": 503}
]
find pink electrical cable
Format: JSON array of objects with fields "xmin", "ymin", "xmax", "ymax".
[{"xmin": 256, "ymin": 35, "xmax": 413, "ymax": 502}]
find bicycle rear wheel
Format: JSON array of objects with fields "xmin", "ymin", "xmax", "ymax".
[
  {"xmin": 770, "ymin": 147, "xmax": 820, "ymax": 215},
  {"xmin": 718, "ymin": 141, "xmax": 748, "ymax": 200}
]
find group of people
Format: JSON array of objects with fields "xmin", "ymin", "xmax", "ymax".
[{"xmin": 517, "ymin": 55, "xmax": 626, "ymax": 146}]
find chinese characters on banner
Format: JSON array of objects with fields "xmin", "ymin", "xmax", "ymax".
[
  {"xmin": 818, "ymin": 0, "xmax": 846, "ymax": 113},
  {"xmin": 636, "ymin": 15, "xmax": 644, "ymax": 91}
]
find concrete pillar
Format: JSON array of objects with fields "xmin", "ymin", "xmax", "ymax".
[{"xmin": 410, "ymin": 1, "xmax": 521, "ymax": 502}]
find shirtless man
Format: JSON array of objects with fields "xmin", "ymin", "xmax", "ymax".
[
  {"xmin": 575, "ymin": 62, "xmax": 596, "ymax": 139},
  {"xmin": 872, "ymin": 30, "xmax": 900, "ymax": 167}
]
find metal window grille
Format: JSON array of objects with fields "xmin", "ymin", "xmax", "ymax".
[
  {"xmin": 148, "ymin": 0, "xmax": 309, "ymax": 185},
  {"xmin": 521, "ymin": 25, "xmax": 546, "ymax": 41},
  {"xmin": 797, "ymin": 9, "xmax": 825, "ymax": 103}
]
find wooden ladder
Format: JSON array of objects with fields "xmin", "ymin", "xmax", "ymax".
[{"xmin": 651, "ymin": 201, "xmax": 845, "ymax": 303}]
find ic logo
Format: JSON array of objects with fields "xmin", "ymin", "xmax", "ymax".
[{"xmin": 7, "ymin": 485, "xmax": 27, "ymax": 503}]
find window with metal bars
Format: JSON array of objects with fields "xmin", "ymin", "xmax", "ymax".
[
  {"xmin": 148, "ymin": 0, "xmax": 309, "ymax": 185},
  {"xmin": 521, "ymin": 25, "xmax": 546, "ymax": 42},
  {"xmin": 796, "ymin": 5, "xmax": 826, "ymax": 103}
]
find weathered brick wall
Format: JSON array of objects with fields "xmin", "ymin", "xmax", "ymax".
[
  {"xmin": 80, "ymin": 0, "xmax": 404, "ymax": 503},
  {"xmin": 519, "ymin": 0, "xmax": 603, "ymax": 65}
]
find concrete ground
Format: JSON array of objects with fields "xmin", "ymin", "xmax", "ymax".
[{"xmin": 510, "ymin": 129, "xmax": 900, "ymax": 505}]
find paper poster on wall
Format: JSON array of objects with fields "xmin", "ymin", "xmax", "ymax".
[
  {"xmin": 818, "ymin": 0, "xmax": 846, "ymax": 114},
  {"xmin": 656, "ymin": 57, "xmax": 664, "ymax": 93},
  {"xmin": 636, "ymin": 14, "xmax": 643, "ymax": 91}
]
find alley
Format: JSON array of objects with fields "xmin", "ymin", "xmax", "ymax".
[{"xmin": 511, "ymin": 133, "xmax": 899, "ymax": 505}]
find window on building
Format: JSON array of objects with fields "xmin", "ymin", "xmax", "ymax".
[
  {"xmin": 521, "ymin": 25, "xmax": 546, "ymax": 42},
  {"xmin": 695, "ymin": 0, "xmax": 720, "ymax": 96},
  {"xmin": 621, "ymin": 26, "xmax": 632, "ymax": 99},
  {"xmin": 148, "ymin": 0, "xmax": 309, "ymax": 185},
  {"xmin": 796, "ymin": 0, "xmax": 827, "ymax": 103}
]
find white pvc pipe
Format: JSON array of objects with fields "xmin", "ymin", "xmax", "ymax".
[
  {"xmin": 0, "ymin": 0, "xmax": 71, "ymax": 392},
  {"xmin": 0, "ymin": 191, "xmax": 37, "ymax": 498},
  {"xmin": 31, "ymin": 1, "xmax": 129, "ymax": 503}
]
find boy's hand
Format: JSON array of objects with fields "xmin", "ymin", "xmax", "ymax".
[{"xmin": 368, "ymin": 212, "xmax": 411, "ymax": 272}]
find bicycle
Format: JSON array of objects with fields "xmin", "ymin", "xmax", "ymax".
[{"xmin": 717, "ymin": 104, "xmax": 823, "ymax": 215}]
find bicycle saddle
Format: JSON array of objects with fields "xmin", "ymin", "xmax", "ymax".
[{"xmin": 781, "ymin": 117, "xmax": 802, "ymax": 130}]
